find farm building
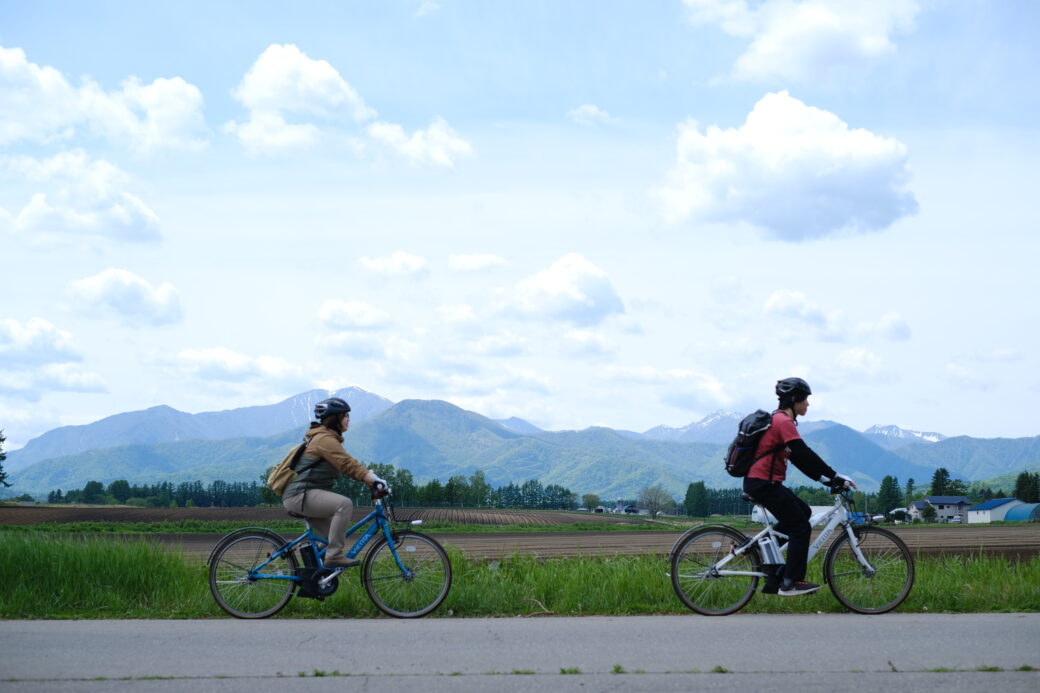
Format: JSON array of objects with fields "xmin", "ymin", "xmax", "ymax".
[
  {"xmin": 1004, "ymin": 503, "xmax": 1040, "ymax": 522},
  {"xmin": 967, "ymin": 498, "xmax": 1024, "ymax": 524}
]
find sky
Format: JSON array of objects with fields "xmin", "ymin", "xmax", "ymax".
[{"xmin": 1, "ymin": 0, "xmax": 1038, "ymax": 449}]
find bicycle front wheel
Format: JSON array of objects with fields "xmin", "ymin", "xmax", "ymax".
[
  {"xmin": 209, "ymin": 532, "xmax": 297, "ymax": 619},
  {"xmin": 670, "ymin": 526, "xmax": 759, "ymax": 616},
  {"xmin": 825, "ymin": 526, "xmax": 914, "ymax": 614},
  {"xmin": 363, "ymin": 531, "xmax": 452, "ymax": 618}
]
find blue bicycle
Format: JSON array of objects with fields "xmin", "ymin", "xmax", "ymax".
[{"xmin": 208, "ymin": 485, "xmax": 452, "ymax": 619}]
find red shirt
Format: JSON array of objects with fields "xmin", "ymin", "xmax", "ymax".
[{"xmin": 746, "ymin": 411, "xmax": 801, "ymax": 482}]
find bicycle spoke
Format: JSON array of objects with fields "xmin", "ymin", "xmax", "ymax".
[
  {"xmin": 671, "ymin": 527, "xmax": 758, "ymax": 616},
  {"xmin": 363, "ymin": 532, "xmax": 452, "ymax": 618},
  {"xmin": 825, "ymin": 527, "xmax": 914, "ymax": 614},
  {"xmin": 209, "ymin": 533, "xmax": 297, "ymax": 619}
]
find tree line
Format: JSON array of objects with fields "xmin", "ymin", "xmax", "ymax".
[
  {"xmin": 40, "ymin": 464, "xmax": 579, "ymax": 510},
  {"xmin": 680, "ymin": 466, "xmax": 1028, "ymax": 518}
]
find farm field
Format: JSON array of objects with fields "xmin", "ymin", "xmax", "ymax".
[
  {"xmin": 0, "ymin": 504, "xmax": 648, "ymax": 527},
  {"xmin": 2, "ymin": 504, "xmax": 1037, "ymax": 561}
]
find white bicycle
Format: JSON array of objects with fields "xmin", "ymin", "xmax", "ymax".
[{"xmin": 670, "ymin": 488, "xmax": 915, "ymax": 615}]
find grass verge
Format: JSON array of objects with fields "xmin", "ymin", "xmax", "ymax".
[{"xmin": 2, "ymin": 533, "xmax": 1039, "ymax": 619}]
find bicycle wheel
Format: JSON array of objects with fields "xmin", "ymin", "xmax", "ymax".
[
  {"xmin": 825, "ymin": 526, "xmax": 914, "ymax": 614},
  {"xmin": 209, "ymin": 531, "xmax": 297, "ymax": 619},
  {"xmin": 670, "ymin": 526, "xmax": 759, "ymax": 616},
  {"xmin": 362, "ymin": 531, "xmax": 452, "ymax": 618}
]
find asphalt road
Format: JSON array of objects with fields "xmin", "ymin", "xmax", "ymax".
[{"xmin": 1, "ymin": 614, "xmax": 1037, "ymax": 692}]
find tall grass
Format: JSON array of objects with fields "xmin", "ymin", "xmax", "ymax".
[{"xmin": 2, "ymin": 534, "xmax": 1037, "ymax": 619}]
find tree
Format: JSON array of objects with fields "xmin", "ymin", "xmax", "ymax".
[
  {"xmin": 582, "ymin": 493, "xmax": 600, "ymax": 510},
  {"xmin": 929, "ymin": 468, "xmax": 951, "ymax": 496},
  {"xmin": 877, "ymin": 475, "xmax": 902, "ymax": 516},
  {"xmin": 107, "ymin": 480, "xmax": 132, "ymax": 504},
  {"xmin": 467, "ymin": 470, "xmax": 493, "ymax": 507},
  {"xmin": 82, "ymin": 480, "xmax": 106, "ymax": 504},
  {"xmin": 1014, "ymin": 472, "xmax": 1040, "ymax": 503},
  {"xmin": 904, "ymin": 478, "xmax": 915, "ymax": 506},
  {"xmin": 684, "ymin": 481, "xmax": 709, "ymax": 517},
  {"xmin": 0, "ymin": 429, "xmax": 9, "ymax": 489},
  {"xmin": 921, "ymin": 504, "xmax": 937, "ymax": 523},
  {"xmin": 637, "ymin": 485, "xmax": 673, "ymax": 519}
]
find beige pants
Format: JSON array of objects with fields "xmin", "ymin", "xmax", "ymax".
[{"xmin": 283, "ymin": 489, "xmax": 354, "ymax": 556}]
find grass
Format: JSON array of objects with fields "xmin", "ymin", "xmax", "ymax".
[{"xmin": 1, "ymin": 532, "xmax": 1038, "ymax": 619}]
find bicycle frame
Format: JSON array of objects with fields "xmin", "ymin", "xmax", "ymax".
[
  {"xmin": 248, "ymin": 498, "xmax": 417, "ymax": 584},
  {"xmin": 709, "ymin": 492, "xmax": 875, "ymax": 580}
]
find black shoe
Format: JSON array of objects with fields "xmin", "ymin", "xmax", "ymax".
[
  {"xmin": 778, "ymin": 580, "xmax": 821, "ymax": 596},
  {"xmin": 325, "ymin": 555, "xmax": 360, "ymax": 569}
]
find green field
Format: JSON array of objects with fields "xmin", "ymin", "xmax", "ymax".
[{"xmin": 2, "ymin": 532, "xmax": 1037, "ymax": 619}]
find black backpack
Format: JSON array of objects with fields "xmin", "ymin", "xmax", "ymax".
[{"xmin": 724, "ymin": 409, "xmax": 781, "ymax": 477}]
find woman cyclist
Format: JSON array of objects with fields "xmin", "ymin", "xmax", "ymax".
[
  {"xmin": 281, "ymin": 397, "xmax": 387, "ymax": 568},
  {"xmin": 744, "ymin": 378, "xmax": 856, "ymax": 596}
]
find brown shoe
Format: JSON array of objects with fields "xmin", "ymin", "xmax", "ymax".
[{"xmin": 325, "ymin": 554, "xmax": 361, "ymax": 569}]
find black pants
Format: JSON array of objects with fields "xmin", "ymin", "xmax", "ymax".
[{"xmin": 743, "ymin": 478, "xmax": 812, "ymax": 582}]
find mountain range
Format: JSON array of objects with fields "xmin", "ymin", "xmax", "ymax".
[{"xmin": 4, "ymin": 388, "xmax": 1039, "ymax": 500}]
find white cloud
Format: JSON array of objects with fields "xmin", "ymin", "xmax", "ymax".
[
  {"xmin": 436, "ymin": 304, "xmax": 478, "ymax": 324},
  {"xmin": 318, "ymin": 300, "xmax": 392, "ymax": 330},
  {"xmin": 655, "ymin": 91, "xmax": 917, "ymax": 240},
  {"xmin": 856, "ymin": 312, "xmax": 911, "ymax": 341},
  {"xmin": 317, "ymin": 331, "xmax": 386, "ymax": 359},
  {"xmin": 0, "ymin": 318, "xmax": 105, "ymax": 400},
  {"xmin": 505, "ymin": 253, "xmax": 624, "ymax": 326},
  {"xmin": 602, "ymin": 365, "xmax": 731, "ymax": 410},
  {"xmin": 1, "ymin": 150, "xmax": 160, "ymax": 242},
  {"xmin": 448, "ymin": 253, "xmax": 507, "ymax": 272},
  {"xmin": 563, "ymin": 329, "xmax": 615, "ymax": 357},
  {"xmin": 0, "ymin": 363, "xmax": 106, "ymax": 400},
  {"xmin": 0, "ymin": 44, "xmax": 206, "ymax": 153},
  {"xmin": 0, "ymin": 317, "xmax": 80, "ymax": 365},
  {"xmin": 763, "ymin": 289, "xmax": 831, "ymax": 328},
  {"xmin": 835, "ymin": 347, "xmax": 883, "ymax": 376},
  {"xmin": 225, "ymin": 43, "xmax": 376, "ymax": 153},
  {"xmin": 470, "ymin": 332, "xmax": 526, "ymax": 358},
  {"xmin": 177, "ymin": 347, "xmax": 304, "ymax": 384},
  {"xmin": 414, "ymin": 1, "xmax": 441, "ymax": 19},
  {"xmin": 567, "ymin": 104, "xmax": 615, "ymax": 126},
  {"xmin": 367, "ymin": 117, "xmax": 474, "ymax": 167},
  {"xmin": 359, "ymin": 251, "xmax": 428, "ymax": 277},
  {"xmin": 684, "ymin": 0, "xmax": 919, "ymax": 83},
  {"xmin": 69, "ymin": 268, "xmax": 182, "ymax": 327}
]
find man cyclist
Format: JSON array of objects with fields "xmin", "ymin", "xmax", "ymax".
[
  {"xmin": 744, "ymin": 378, "xmax": 856, "ymax": 596},
  {"xmin": 281, "ymin": 397, "xmax": 388, "ymax": 568}
]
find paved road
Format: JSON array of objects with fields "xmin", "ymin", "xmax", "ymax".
[{"xmin": 1, "ymin": 614, "xmax": 1037, "ymax": 692}]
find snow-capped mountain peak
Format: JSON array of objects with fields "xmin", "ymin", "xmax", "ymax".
[{"xmin": 864, "ymin": 424, "xmax": 947, "ymax": 444}]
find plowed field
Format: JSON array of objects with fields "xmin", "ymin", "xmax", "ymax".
[
  {"xmin": 2, "ymin": 505, "xmax": 1037, "ymax": 561},
  {"xmin": 0, "ymin": 504, "xmax": 649, "ymax": 527}
]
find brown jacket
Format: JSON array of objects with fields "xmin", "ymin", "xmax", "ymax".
[{"xmin": 281, "ymin": 422, "xmax": 370, "ymax": 499}]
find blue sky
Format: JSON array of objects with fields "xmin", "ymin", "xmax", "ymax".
[{"xmin": 1, "ymin": 0, "xmax": 1038, "ymax": 448}]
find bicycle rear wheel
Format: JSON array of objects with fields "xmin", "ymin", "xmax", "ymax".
[
  {"xmin": 670, "ymin": 526, "xmax": 759, "ymax": 616},
  {"xmin": 362, "ymin": 531, "xmax": 452, "ymax": 618},
  {"xmin": 825, "ymin": 526, "xmax": 914, "ymax": 614},
  {"xmin": 209, "ymin": 531, "xmax": 297, "ymax": 619}
]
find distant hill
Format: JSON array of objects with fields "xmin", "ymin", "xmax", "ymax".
[
  {"xmin": 895, "ymin": 435, "xmax": 1040, "ymax": 482},
  {"xmin": 863, "ymin": 424, "xmax": 947, "ymax": 450},
  {"xmin": 6, "ymin": 392, "xmax": 1040, "ymax": 502},
  {"xmin": 643, "ymin": 410, "xmax": 742, "ymax": 444},
  {"xmin": 495, "ymin": 417, "xmax": 542, "ymax": 434},
  {"xmin": 4, "ymin": 387, "xmax": 392, "ymax": 473}
]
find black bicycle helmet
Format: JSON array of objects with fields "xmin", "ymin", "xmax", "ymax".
[
  {"xmin": 314, "ymin": 397, "xmax": 351, "ymax": 420},
  {"xmin": 775, "ymin": 377, "xmax": 812, "ymax": 400}
]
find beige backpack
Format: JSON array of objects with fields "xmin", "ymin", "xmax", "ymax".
[{"xmin": 266, "ymin": 440, "xmax": 309, "ymax": 496}]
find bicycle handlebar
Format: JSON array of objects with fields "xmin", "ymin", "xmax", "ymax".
[{"xmin": 371, "ymin": 481, "xmax": 390, "ymax": 500}]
